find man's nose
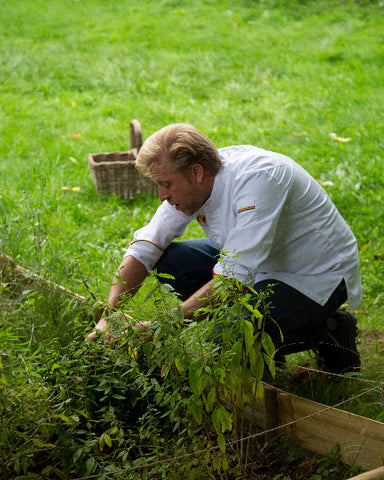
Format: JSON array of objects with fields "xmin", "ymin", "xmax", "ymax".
[{"xmin": 158, "ymin": 185, "xmax": 169, "ymax": 202}]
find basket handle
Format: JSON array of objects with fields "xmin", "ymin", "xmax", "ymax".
[{"xmin": 130, "ymin": 119, "xmax": 143, "ymax": 152}]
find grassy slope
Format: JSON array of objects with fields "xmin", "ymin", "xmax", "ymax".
[{"xmin": 0, "ymin": 0, "xmax": 383, "ymax": 354}]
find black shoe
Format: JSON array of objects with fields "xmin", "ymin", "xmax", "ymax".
[{"xmin": 317, "ymin": 310, "xmax": 360, "ymax": 374}]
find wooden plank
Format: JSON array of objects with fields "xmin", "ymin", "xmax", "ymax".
[
  {"xmin": 277, "ymin": 390, "xmax": 384, "ymax": 470},
  {"xmin": 242, "ymin": 382, "xmax": 278, "ymax": 440},
  {"xmin": 0, "ymin": 252, "xmax": 88, "ymax": 302},
  {"xmin": 348, "ymin": 466, "xmax": 384, "ymax": 480}
]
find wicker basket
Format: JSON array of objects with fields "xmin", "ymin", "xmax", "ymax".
[{"xmin": 88, "ymin": 119, "xmax": 157, "ymax": 199}]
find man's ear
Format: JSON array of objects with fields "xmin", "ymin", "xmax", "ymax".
[{"xmin": 190, "ymin": 163, "xmax": 204, "ymax": 183}]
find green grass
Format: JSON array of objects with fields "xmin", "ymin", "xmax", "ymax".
[
  {"xmin": 1, "ymin": 0, "xmax": 383, "ymax": 358},
  {"xmin": 1, "ymin": 0, "xmax": 383, "ymax": 355},
  {"xmin": 1, "ymin": 0, "xmax": 384, "ymax": 475}
]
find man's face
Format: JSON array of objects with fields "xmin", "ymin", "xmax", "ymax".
[{"xmin": 150, "ymin": 158, "xmax": 205, "ymax": 215}]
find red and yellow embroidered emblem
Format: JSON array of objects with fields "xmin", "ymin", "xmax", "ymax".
[{"xmin": 197, "ymin": 215, "xmax": 207, "ymax": 224}]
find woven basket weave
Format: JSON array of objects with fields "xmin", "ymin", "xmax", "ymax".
[{"xmin": 88, "ymin": 120, "xmax": 157, "ymax": 199}]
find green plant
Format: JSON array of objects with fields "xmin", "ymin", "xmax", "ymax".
[
  {"xmin": 313, "ymin": 444, "xmax": 362, "ymax": 480},
  {"xmin": 104, "ymin": 273, "xmax": 277, "ymax": 476},
  {"xmin": 0, "ymin": 270, "xmax": 276, "ymax": 478}
]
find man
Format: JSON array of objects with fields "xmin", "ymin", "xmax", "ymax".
[{"xmin": 87, "ymin": 123, "xmax": 362, "ymax": 374}]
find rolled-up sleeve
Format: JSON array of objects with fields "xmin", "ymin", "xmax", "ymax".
[{"xmin": 124, "ymin": 201, "xmax": 193, "ymax": 272}]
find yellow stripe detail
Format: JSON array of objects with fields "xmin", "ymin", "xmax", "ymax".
[
  {"xmin": 237, "ymin": 206, "xmax": 255, "ymax": 214},
  {"xmin": 129, "ymin": 239, "xmax": 165, "ymax": 251}
]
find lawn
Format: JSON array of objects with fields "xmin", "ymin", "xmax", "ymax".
[{"xmin": 1, "ymin": 0, "xmax": 384, "ymax": 477}]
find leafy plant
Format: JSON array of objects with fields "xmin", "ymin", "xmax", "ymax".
[
  {"xmin": 103, "ymin": 273, "xmax": 277, "ymax": 476},
  {"xmin": 0, "ymin": 270, "xmax": 276, "ymax": 478}
]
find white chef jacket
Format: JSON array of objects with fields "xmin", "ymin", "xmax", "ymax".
[{"xmin": 124, "ymin": 145, "xmax": 362, "ymax": 310}]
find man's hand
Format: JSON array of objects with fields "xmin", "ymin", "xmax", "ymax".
[
  {"xmin": 85, "ymin": 255, "xmax": 150, "ymax": 345},
  {"xmin": 86, "ymin": 315, "xmax": 152, "ymax": 346},
  {"xmin": 131, "ymin": 320, "xmax": 151, "ymax": 334},
  {"xmin": 85, "ymin": 316, "xmax": 115, "ymax": 345}
]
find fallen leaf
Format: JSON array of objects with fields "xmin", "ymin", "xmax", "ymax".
[
  {"xmin": 330, "ymin": 132, "xmax": 352, "ymax": 143},
  {"xmin": 298, "ymin": 459, "xmax": 317, "ymax": 473},
  {"xmin": 68, "ymin": 132, "xmax": 83, "ymax": 139},
  {"xmin": 292, "ymin": 131, "xmax": 308, "ymax": 136},
  {"xmin": 374, "ymin": 253, "xmax": 384, "ymax": 260},
  {"xmin": 61, "ymin": 186, "xmax": 81, "ymax": 192},
  {"xmin": 69, "ymin": 156, "xmax": 78, "ymax": 164},
  {"xmin": 71, "ymin": 101, "xmax": 77, "ymax": 107},
  {"xmin": 317, "ymin": 179, "xmax": 335, "ymax": 187}
]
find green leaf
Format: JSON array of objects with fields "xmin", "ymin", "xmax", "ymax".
[
  {"xmin": 230, "ymin": 339, "xmax": 242, "ymax": 367},
  {"xmin": 205, "ymin": 388, "xmax": 216, "ymax": 413},
  {"xmin": 143, "ymin": 288, "xmax": 156, "ymax": 302},
  {"xmin": 250, "ymin": 351, "xmax": 265, "ymax": 381},
  {"xmin": 215, "ymin": 405, "xmax": 232, "ymax": 433},
  {"xmin": 161, "ymin": 362, "xmax": 170, "ymax": 379},
  {"xmin": 176, "ymin": 306, "xmax": 184, "ymax": 323},
  {"xmin": 99, "ymin": 432, "xmax": 112, "ymax": 450},
  {"xmin": 212, "ymin": 407, "xmax": 221, "ymax": 435},
  {"xmin": 174, "ymin": 356, "xmax": 184, "ymax": 373},
  {"xmin": 217, "ymin": 431, "xmax": 226, "ymax": 454},
  {"xmin": 52, "ymin": 413, "xmax": 72, "ymax": 424},
  {"xmin": 243, "ymin": 303, "xmax": 263, "ymax": 327},
  {"xmin": 253, "ymin": 339, "xmax": 262, "ymax": 354},
  {"xmin": 31, "ymin": 438, "xmax": 56, "ymax": 449},
  {"xmin": 188, "ymin": 359, "xmax": 204, "ymax": 396},
  {"xmin": 254, "ymin": 379, "xmax": 264, "ymax": 403},
  {"xmin": 73, "ymin": 448, "xmax": 83, "ymax": 463},
  {"xmin": 99, "ymin": 434, "xmax": 105, "ymax": 451},
  {"xmin": 112, "ymin": 394, "xmax": 126, "ymax": 400},
  {"xmin": 247, "ymin": 340, "xmax": 256, "ymax": 366},
  {"xmin": 261, "ymin": 332, "xmax": 276, "ymax": 357},
  {"xmin": 104, "ymin": 433, "xmax": 112, "ymax": 447},
  {"xmin": 189, "ymin": 398, "xmax": 203, "ymax": 424},
  {"xmin": 86, "ymin": 457, "xmax": 96, "ymax": 474},
  {"xmin": 239, "ymin": 364, "xmax": 252, "ymax": 386},
  {"xmin": 244, "ymin": 320, "xmax": 255, "ymax": 353},
  {"xmin": 264, "ymin": 352, "xmax": 276, "ymax": 378}
]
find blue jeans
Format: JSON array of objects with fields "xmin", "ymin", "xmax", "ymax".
[{"xmin": 155, "ymin": 239, "xmax": 347, "ymax": 356}]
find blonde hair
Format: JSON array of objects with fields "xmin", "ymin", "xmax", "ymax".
[{"xmin": 136, "ymin": 124, "xmax": 222, "ymax": 177}]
